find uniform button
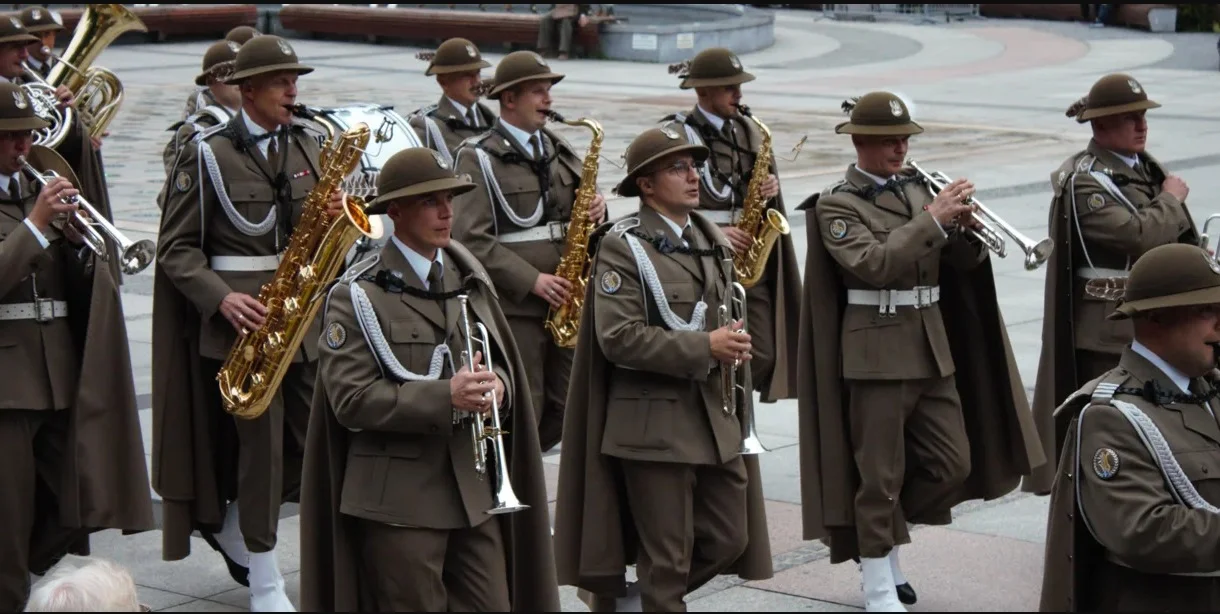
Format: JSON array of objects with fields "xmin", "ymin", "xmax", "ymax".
[
  {"xmin": 412, "ymin": 331, "xmax": 419, "ymax": 338},
  {"xmin": 925, "ymin": 240, "xmax": 933, "ymax": 247},
  {"xmin": 641, "ymin": 389, "xmax": 649, "ymax": 396},
  {"xmin": 1204, "ymin": 466, "xmax": 1210, "ymax": 475},
  {"xmin": 920, "ymin": 272, "xmax": 927, "ymax": 281}
]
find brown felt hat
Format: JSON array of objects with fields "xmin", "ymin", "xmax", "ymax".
[
  {"xmin": 19, "ymin": 6, "xmax": 63, "ymax": 34},
  {"xmin": 485, "ymin": 50, "xmax": 564, "ymax": 99},
  {"xmin": 835, "ymin": 91, "xmax": 923, "ymax": 137},
  {"xmin": 0, "ymin": 14, "xmax": 39, "ymax": 46},
  {"xmin": 0, "ymin": 81, "xmax": 49, "ymax": 131},
  {"xmin": 225, "ymin": 35, "xmax": 313, "ymax": 83},
  {"xmin": 195, "ymin": 40, "xmax": 241, "ymax": 86},
  {"xmin": 1108, "ymin": 243, "xmax": 1220, "ymax": 320},
  {"xmin": 422, "ymin": 37, "xmax": 491, "ymax": 76},
  {"xmin": 366, "ymin": 147, "xmax": 476, "ymax": 215},
  {"xmin": 676, "ymin": 47, "xmax": 755, "ymax": 90},
  {"xmin": 614, "ymin": 126, "xmax": 709, "ymax": 197},
  {"xmin": 225, "ymin": 25, "xmax": 260, "ymax": 45},
  {"xmin": 1074, "ymin": 73, "xmax": 1161, "ymax": 123}
]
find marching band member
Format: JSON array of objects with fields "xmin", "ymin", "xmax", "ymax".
[
  {"xmin": 1042, "ymin": 243, "xmax": 1220, "ymax": 611},
  {"xmin": 660, "ymin": 47, "xmax": 800, "ymax": 406},
  {"xmin": 299, "ymin": 147, "xmax": 558, "ymax": 612},
  {"xmin": 794, "ymin": 91, "xmax": 1043, "ymax": 612},
  {"xmin": 1026, "ymin": 73, "xmax": 1197, "ymax": 495},
  {"xmin": 407, "ymin": 37, "xmax": 497, "ymax": 165},
  {"xmin": 159, "ymin": 40, "xmax": 241, "ymax": 188},
  {"xmin": 451, "ymin": 50, "xmax": 606, "ymax": 451},
  {"xmin": 0, "ymin": 81, "xmax": 152, "ymax": 610},
  {"xmin": 18, "ymin": 6, "xmax": 62, "ymax": 80},
  {"xmin": 554, "ymin": 127, "xmax": 773, "ymax": 612},
  {"xmin": 153, "ymin": 35, "xmax": 343, "ymax": 611},
  {"xmin": 182, "ymin": 25, "xmax": 259, "ymax": 120}
]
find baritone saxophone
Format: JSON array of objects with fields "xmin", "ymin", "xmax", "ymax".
[
  {"xmin": 731, "ymin": 103, "xmax": 790, "ymax": 289},
  {"xmin": 217, "ymin": 123, "xmax": 385, "ymax": 420},
  {"xmin": 542, "ymin": 109, "xmax": 603, "ymax": 349}
]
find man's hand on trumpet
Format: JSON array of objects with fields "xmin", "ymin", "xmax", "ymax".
[
  {"xmin": 60, "ymin": 207, "xmax": 91, "ymax": 246},
  {"xmin": 925, "ymin": 177, "xmax": 977, "ymax": 228},
  {"xmin": 28, "ymin": 175, "xmax": 79, "ymax": 233}
]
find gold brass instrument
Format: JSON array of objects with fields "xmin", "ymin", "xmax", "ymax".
[
  {"xmin": 457, "ymin": 294, "xmax": 529, "ymax": 514},
  {"xmin": 216, "ymin": 123, "xmax": 385, "ymax": 420},
  {"xmin": 18, "ymin": 144, "xmax": 155, "ymax": 274},
  {"xmin": 19, "ymin": 68, "xmax": 73, "ymax": 149},
  {"xmin": 731, "ymin": 103, "xmax": 790, "ymax": 289},
  {"xmin": 907, "ymin": 159, "xmax": 1054, "ymax": 271},
  {"xmin": 542, "ymin": 109, "xmax": 603, "ymax": 348},
  {"xmin": 717, "ymin": 256, "xmax": 768, "ymax": 455},
  {"xmin": 43, "ymin": 4, "xmax": 147, "ymax": 140}
]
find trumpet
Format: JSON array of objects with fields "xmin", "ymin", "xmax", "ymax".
[
  {"xmin": 457, "ymin": 294, "xmax": 528, "ymax": 515},
  {"xmin": 716, "ymin": 256, "xmax": 769, "ymax": 455},
  {"xmin": 17, "ymin": 147, "xmax": 155, "ymax": 275},
  {"xmin": 1199, "ymin": 213, "xmax": 1220, "ymax": 266},
  {"xmin": 907, "ymin": 159, "xmax": 1054, "ymax": 271}
]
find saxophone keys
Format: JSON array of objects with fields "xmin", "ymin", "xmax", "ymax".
[{"xmin": 283, "ymin": 296, "xmax": 300, "ymax": 314}]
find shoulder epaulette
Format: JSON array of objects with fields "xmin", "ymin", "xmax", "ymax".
[
  {"xmin": 410, "ymin": 103, "xmax": 439, "ymax": 119},
  {"xmin": 610, "ymin": 215, "xmax": 640, "ymax": 237},
  {"xmin": 197, "ymin": 122, "xmax": 229, "ymax": 142}
]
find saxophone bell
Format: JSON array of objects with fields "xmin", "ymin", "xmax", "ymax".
[{"xmin": 458, "ymin": 295, "xmax": 529, "ymax": 515}]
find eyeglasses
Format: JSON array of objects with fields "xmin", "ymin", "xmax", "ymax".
[{"xmin": 654, "ymin": 160, "xmax": 703, "ymax": 176}]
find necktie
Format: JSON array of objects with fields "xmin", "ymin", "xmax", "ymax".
[
  {"xmin": 529, "ymin": 134, "xmax": 542, "ymax": 161},
  {"xmin": 8, "ymin": 176, "xmax": 19, "ymax": 201},
  {"xmin": 266, "ymin": 135, "xmax": 280, "ymax": 171},
  {"xmin": 680, "ymin": 225, "xmax": 693, "ymax": 248},
  {"xmin": 427, "ymin": 260, "xmax": 446, "ymax": 315},
  {"xmin": 466, "ymin": 107, "xmax": 478, "ymax": 128}
]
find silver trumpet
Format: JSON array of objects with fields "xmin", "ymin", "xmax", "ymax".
[
  {"xmin": 717, "ymin": 256, "xmax": 769, "ymax": 455},
  {"xmin": 17, "ymin": 153, "xmax": 156, "ymax": 275},
  {"xmin": 907, "ymin": 159, "xmax": 1054, "ymax": 271},
  {"xmin": 1200, "ymin": 214, "xmax": 1220, "ymax": 266},
  {"xmin": 457, "ymin": 294, "xmax": 528, "ymax": 515}
]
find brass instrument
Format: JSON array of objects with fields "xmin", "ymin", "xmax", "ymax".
[
  {"xmin": 19, "ymin": 68, "xmax": 73, "ymax": 149},
  {"xmin": 907, "ymin": 159, "xmax": 1054, "ymax": 271},
  {"xmin": 18, "ymin": 144, "xmax": 155, "ymax": 274},
  {"xmin": 1199, "ymin": 214, "xmax": 1220, "ymax": 266},
  {"xmin": 457, "ymin": 294, "xmax": 528, "ymax": 514},
  {"xmin": 731, "ymin": 104, "xmax": 790, "ymax": 289},
  {"xmin": 217, "ymin": 123, "xmax": 385, "ymax": 420},
  {"xmin": 43, "ymin": 4, "xmax": 147, "ymax": 140},
  {"xmin": 542, "ymin": 109, "xmax": 603, "ymax": 348},
  {"xmin": 717, "ymin": 256, "xmax": 768, "ymax": 455}
]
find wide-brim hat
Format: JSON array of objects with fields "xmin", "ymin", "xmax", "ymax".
[
  {"xmin": 1074, "ymin": 73, "xmax": 1161, "ymax": 123},
  {"xmin": 1108, "ymin": 243, "xmax": 1220, "ymax": 320},
  {"xmin": 0, "ymin": 14, "xmax": 39, "ymax": 46},
  {"xmin": 486, "ymin": 51, "xmax": 563, "ymax": 99},
  {"xmin": 675, "ymin": 47, "xmax": 755, "ymax": 90},
  {"xmin": 614, "ymin": 126, "xmax": 710, "ymax": 198},
  {"xmin": 195, "ymin": 40, "xmax": 241, "ymax": 86},
  {"xmin": 366, "ymin": 147, "xmax": 476, "ymax": 215},
  {"xmin": 225, "ymin": 35, "xmax": 313, "ymax": 83},
  {"xmin": 0, "ymin": 82, "xmax": 49, "ymax": 131},
  {"xmin": 421, "ymin": 37, "xmax": 492, "ymax": 76},
  {"xmin": 225, "ymin": 25, "xmax": 260, "ymax": 45},
  {"xmin": 20, "ymin": 6, "xmax": 64, "ymax": 34},
  {"xmin": 834, "ymin": 91, "xmax": 923, "ymax": 136}
]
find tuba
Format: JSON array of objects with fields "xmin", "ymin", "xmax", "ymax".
[
  {"xmin": 542, "ymin": 109, "xmax": 603, "ymax": 348},
  {"xmin": 41, "ymin": 4, "xmax": 146, "ymax": 141},
  {"xmin": 717, "ymin": 255, "xmax": 768, "ymax": 455},
  {"xmin": 731, "ymin": 104, "xmax": 790, "ymax": 289},
  {"xmin": 907, "ymin": 159, "xmax": 1054, "ymax": 271},
  {"xmin": 216, "ymin": 123, "xmax": 384, "ymax": 420},
  {"xmin": 457, "ymin": 294, "xmax": 528, "ymax": 514}
]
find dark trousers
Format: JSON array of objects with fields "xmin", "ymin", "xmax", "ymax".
[
  {"xmin": 745, "ymin": 277, "xmax": 775, "ymax": 394},
  {"xmin": 203, "ymin": 358, "xmax": 315, "ymax": 553},
  {"xmin": 507, "ymin": 316, "xmax": 573, "ymax": 452},
  {"xmin": 355, "ymin": 516, "xmax": 510, "ymax": 611},
  {"xmin": 537, "ymin": 14, "xmax": 576, "ymax": 55},
  {"xmin": 848, "ymin": 375, "xmax": 971, "ymax": 558},
  {"xmin": 0, "ymin": 409, "xmax": 87, "ymax": 611}
]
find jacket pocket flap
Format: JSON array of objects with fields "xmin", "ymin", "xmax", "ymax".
[
  {"xmin": 659, "ymin": 281, "xmax": 699, "ymax": 303},
  {"xmin": 1177, "ymin": 451, "xmax": 1220, "ymax": 482},
  {"xmin": 227, "ymin": 180, "xmax": 274, "ymax": 203},
  {"xmin": 389, "ymin": 320, "xmax": 430, "ymax": 343}
]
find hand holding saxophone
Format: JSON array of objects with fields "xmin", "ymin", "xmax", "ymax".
[
  {"xmin": 589, "ymin": 191, "xmax": 607, "ymax": 224},
  {"xmin": 220, "ymin": 293, "xmax": 268, "ymax": 334},
  {"xmin": 534, "ymin": 273, "xmax": 573, "ymax": 309},
  {"xmin": 451, "ymin": 350, "xmax": 504, "ymax": 415},
  {"xmin": 760, "ymin": 173, "xmax": 779, "ymax": 199},
  {"xmin": 710, "ymin": 319, "xmax": 752, "ymax": 364},
  {"xmin": 325, "ymin": 189, "xmax": 346, "ymax": 217},
  {"xmin": 927, "ymin": 177, "xmax": 977, "ymax": 227},
  {"xmin": 28, "ymin": 176, "xmax": 79, "ymax": 232}
]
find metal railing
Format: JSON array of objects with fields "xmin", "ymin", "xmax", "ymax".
[{"xmin": 821, "ymin": 4, "xmax": 980, "ymax": 24}]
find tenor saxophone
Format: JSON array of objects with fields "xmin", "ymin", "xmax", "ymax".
[
  {"xmin": 542, "ymin": 109, "xmax": 603, "ymax": 349},
  {"xmin": 731, "ymin": 104, "xmax": 790, "ymax": 289},
  {"xmin": 217, "ymin": 122, "xmax": 384, "ymax": 420}
]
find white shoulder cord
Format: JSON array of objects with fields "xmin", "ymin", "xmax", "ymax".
[
  {"xmin": 463, "ymin": 147, "xmax": 545, "ymax": 231},
  {"xmin": 623, "ymin": 232, "xmax": 707, "ymax": 332},
  {"xmin": 198, "ymin": 139, "xmax": 277, "ymax": 237},
  {"xmin": 349, "ymin": 281, "xmax": 455, "ymax": 383},
  {"xmin": 674, "ymin": 112, "xmax": 732, "ymax": 202},
  {"xmin": 422, "ymin": 116, "xmax": 454, "ymax": 168}
]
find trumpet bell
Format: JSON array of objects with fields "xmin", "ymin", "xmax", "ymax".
[
  {"xmin": 739, "ymin": 428, "xmax": 769, "ymax": 455},
  {"xmin": 121, "ymin": 239, "xmax": 157, "ymax": 275},
  {"xmin": 1025, "ymin": 237, "xmax": 1055, "ymax": 271}
]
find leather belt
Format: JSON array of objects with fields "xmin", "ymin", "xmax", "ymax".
[
  {"xmin": 1076, "ymin": 267, "xmax": 1128, "ymax": 279},
  {"xmin": 846, "ymin": 286, "xmax": 940, "ymax": 316},
  {"xmin": 210, "ymin": 254, "xmax": 282, "ymax": 272},
  {"xmin": 698, "ymin": 210, "xmax": 737, "ymax": 224},
  {"xmin": 0, "ymin": 299, "xmax": 68, "ymax": 322},
  {"xmin": 499, "ymin": 221, "xmax": 567, "ymax": 244}
]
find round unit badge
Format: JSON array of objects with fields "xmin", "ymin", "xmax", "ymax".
[
  {"xmin": 326, "ymin": 322, "xmax": 347, "ymax": 350},
  {"xmin": 1092, "ymin": 447, "xmax": 1120, "ymax": 480},
  {"xmin": 600, "ymin": 270, "xmax": 622, "ymax": 294},
  {"xmin": 828, "ymin": 218, "xmax": 848, "ymax": 240}
]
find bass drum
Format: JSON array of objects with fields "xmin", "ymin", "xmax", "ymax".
[{"xmin": 296, "ymin": 103, "xmax": 423, "ymax": 264}]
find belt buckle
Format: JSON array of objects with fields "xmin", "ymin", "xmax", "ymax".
[
  {"xmin": 916, "ymin": 286, "xmax": 931, "ymax": 309},
  {"xmin": 34, "ymin": 298, "xmax": 54, "ymax": 323},
  {"xmin": 548, "ymin": 221, "xmax": 566, "ymax": 243}
]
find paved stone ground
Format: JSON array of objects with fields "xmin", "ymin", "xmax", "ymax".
[{"xmin": 62, "ymin": 8, "xmax": 1220, "ymax": 611}]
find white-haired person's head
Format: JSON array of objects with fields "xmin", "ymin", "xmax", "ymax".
[{"xmin": 24, "ymin": 555, "xmax": 145, "ymax": 612}]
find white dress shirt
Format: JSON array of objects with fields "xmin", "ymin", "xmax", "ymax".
[
  {"xmin": 242, "ymin": 110, "xmax": 281, "ymax": 160},
  {"xmin": 500, "ymin": 118, "xmax": 543, "ymax": 159},
  {"xmin": 392, "ymin": 235, "xmax": 444, "ymax": 289},
  {"xmin": 658, "ymin": 213, "xmax": 692, "ymax": 248}
]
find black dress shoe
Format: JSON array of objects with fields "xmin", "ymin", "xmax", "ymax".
[
  {"xmin": 201, "ymin": 531, "xmax": 250, "ymax": 587},
  {"xmin": 897, "ymin": 582, "xmax": 917, "ymax": 605}
]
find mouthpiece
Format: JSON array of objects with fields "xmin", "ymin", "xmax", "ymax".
[
  {"xmin": 542, "ymin": 109, "xmax": 565, "ymax": 123},
  {"xmin": 39, "ymin": 45, "xmax": 49, "ymax": 55},
  {"xmin": 472, "ymin": 79, "xmax": 495, "ymax": 97},
  {"xmin": 733, "ymin": 103, "xmax": 752, "ymax": 117}
]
